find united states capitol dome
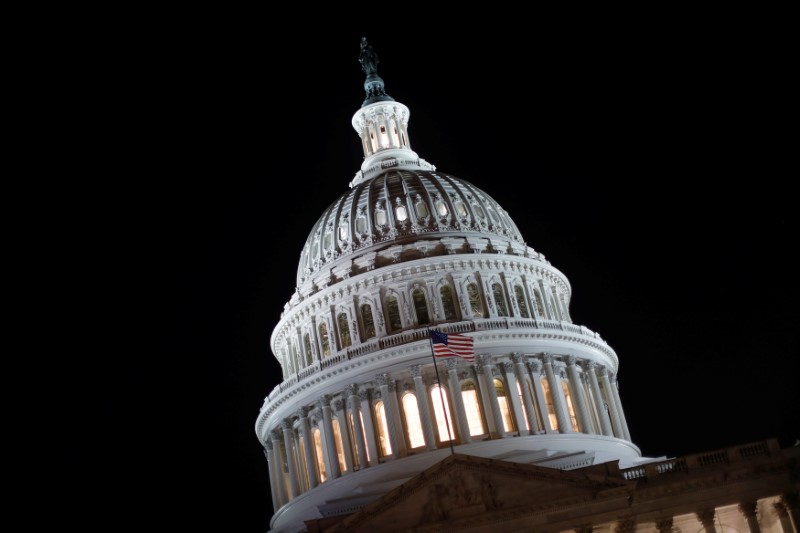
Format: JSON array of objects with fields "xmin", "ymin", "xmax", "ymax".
[{"xmin": 296, "ymin": 170, "xmax": 527, "ymax": 289}]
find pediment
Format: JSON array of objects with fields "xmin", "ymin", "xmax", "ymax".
[{"xmin": 322, "ymin": 453, "xmax": 632, "ymax": 532}]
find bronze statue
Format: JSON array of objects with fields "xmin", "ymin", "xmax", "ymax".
[{"xmin": 359, "ymin": 37, "xmax": 379, "ymax": 76}]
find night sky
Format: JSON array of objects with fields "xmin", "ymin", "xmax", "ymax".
[{"xmin": 70, "ymin": 17, "xmax": 796, "ymax": 533}]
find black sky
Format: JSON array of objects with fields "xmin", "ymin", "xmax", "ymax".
[{"xmin": 69, "ymin": 15, "xmax": 797, "ymax": 533}]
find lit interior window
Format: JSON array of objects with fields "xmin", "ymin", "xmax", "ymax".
[
  {"xmin": 376, "ymin": 209, "xmax": 387, "ymax": 226},
  {"xmin": 494, "ymin": 378, "xmax": 515, "ymax": 432},
  {"xmin": 313, "ymin": 428, "xmax": 327, "ymax": 482},
  {"xmin": 402, "ymin": 393, "xmax": 425, "ymax": 448},
  {"xmin": 395, "ymin": 205, "xmax": 408, "ymax": 221},
  {"xmin": 415, "ymin": 200, "xmax": 429, "ymax": 218},
  {"xmin": 436, "ymin": 200, "xmax": 448, "ymax": 217},
  {"xmin": 455, "ymin": 201, "xmax": 467, "ymax": 218},
  {"xmin": 431, "ymin": 385, "xmax": 454, "ymax": 442},
  {"xmin": 374, "ymin": 401, "xmax": 392, "ymax": 456},
  {"xmin": 462, "ymin": 381, "xmax": 485, "ymax": 436}
]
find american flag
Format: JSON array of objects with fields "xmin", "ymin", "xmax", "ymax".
[{"xmin": 430, "ymin": 330, "xmax": 475, "ymax": 362}]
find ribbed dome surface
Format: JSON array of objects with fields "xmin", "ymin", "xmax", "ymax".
[{"xmin": 297, "ymin": 170, "xmax": 525, "ymax": 287}]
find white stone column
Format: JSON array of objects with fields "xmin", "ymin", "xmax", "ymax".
[
  {"xmin": 411, "ymin": 364, "xmax": 437, "ymax": 450},
  {"xmin": 565, "ymin": 356, "xmax": 592, "ymax": 434},
  {"xmin": 375, "ymin": 373, "xmax": 400, "ymax": 459},
  {"xmin": 264, "ymin": 440, "xmax": 280, "ymax": 512},
  {"xmin": 359, "ymin": 387, "xmax": 379, "ymax": 466},
  {"xmin": 280, "ymin": 420, "xmax": 301, "ymax": 498},
  {"xmin": 585, "ymin": 361, "xmax": 614, "ymax": 436},
  {"xmin": 319, "ymin": 395, "xmax": 340, "ymax": 479},
  {"xmin": 501, "ymin": 361, "xmax": 527, "ymax": 434},
  {"xmin": 543, "ymin": 355, "xmax": 571, "ymax": 433},
  {"xmin": 332, "ymin": 398, "xmax": 355, "ymax": 474},
  {"xmin": 270, "ymin": 431, "xmax": 287, "ymax": 508},
  {"xmin": 528, "ymin": 360, "xmax": 554, "ymax": 433},
  {"xmin": 608, "ymin": 373, "xmax": 631, "ymax": 441},
  {"xmin": 538, "ymin": 280, "xmax": 554, "ymax": 319},
  {"xmin": 297, "ymin": 407, "xmax": 318, "ymax": 489},
  {"xmin": 446, "ymin": 357, "xmax": 471, "ymax": 443},
  {"xmin": 476, "ymin": 355, "xmax": 504, "ymax": 437},
  {"xmin": 345, "ymin": 384, "xmax": 369, "ymax": 469},
  {"xmin": 599, "ymin": 366, "xmax": 624, "ymax": 439},
  {"xmin": 512, "ymin": 353, "xmax": 540, "ymax": 434},
  {"xmin": 310, "ymin": 410, "xmax": 331, "ymax": 484},
  {"xmin": 738, "ymin": 502, "xmax": 761, "ymax": 533}
]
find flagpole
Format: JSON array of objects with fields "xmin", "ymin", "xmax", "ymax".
[{"xmin": 427, "ymin": 328, "xmax": 455, "ymax": 455}]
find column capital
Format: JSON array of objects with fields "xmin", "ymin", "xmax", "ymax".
[
  {"xmin": 375, "ymin": 373, "xmax": 389, "ymax": 387},
  {"xmin": 654, "ymin": 517, "xmax": 673, "ymax": 533},
  {"xmin": 410, "ymin": 364, "xmax": 422, "ymax": 378},
  {"xmin": 614, "ymin": 516, "xmax": 636, "ymax": 533},
  {"xmin": 319, "ymin": 394, "xmax": 331, "ymax": 407},
  {"xmin": 332, "ymin": 398, "xmax": 345, "ymax": 413},
  {"xmin": 297, "ymin": 406, "xmax": 309, "ymax": 419},
  {"xmin": 510, "ymin": 352, "xmax": 525, "ymax": 364},
  {"xmin": 500, "ymin": 361, "xmax": 514, "ymax": 373},
  {"xmin": 446, "ymin": 357, "xmax": 460, "ymax": 371},
  {"xmin": 280, "ymin": 419, "xmax": 293, "ymax": 431},
  {"xmin": 542, "ymin": 353, "xmax": 554, "ymax": 364},
  {"xmin": 388, "ymin": 380, "xmax": 397, "ymax": 393},
  {"xmin": 345, "ymin": 383, "xmax": 358, "ymax": 397},
  {"xmin": 270, "ymin": 430, "xmax": 282, "ymax": 442},
  {"xmin": 528, "ymin": 360, "xmax": 542, "ymax": 374},
  {"xmin": 265, "ymin": 439, "xmax": 274, "ymax": 451},
  {"xmin": 565, "ymin": 355, "xmax": 577, "ymax": 366},
  {"xmin": 597, "ymin": 365, "xmax": 608, "ymax": 377},
  {"xmin": 358, "ymin": 388, "xmax": 370, "ymax": 402},
  {"xmin": 584, "ymin": 360, "xmax": 597, "ymax": 370},
  {"xmin": 696, "ymin": 509, "xmax": 716, "ymax": 529},
  {"xmin": 738, "ymin": 501, "xmax": 757, "ymax": 517},
  {"xmin": 309, "ymin": 409, "xmax": 322, "ymax": 424}
]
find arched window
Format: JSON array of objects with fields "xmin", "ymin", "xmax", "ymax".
[
  {"xmin": 331, "ymin": 419, "xmax": 346, "ymax": 473},
  {"xmin": 338, "ymin": 313, "xmax": 352, "ymax": 348},
  {"xmin": 493, "ymin": 283, "xmax": 508, "ymax": 317},
  {"xmin": 466, "ymin": 283, "xmax": 484, "ymax": 318},
  {"xmin": 355, "ymin": 215, "xmax": 367, "ymax": 235},
  {"xmin": 374, "ymin": 401, "xmax": 392, "ymax": 457},
  {"xmin": 412, "ymin": 288, "xmax": 430, "ymax": 325},
  {"xmin": 430, "ymin": 385, "xmax": 454, "ymax": 442},
  {"xmin": 375, "ymin": 207, "xmax": 387, "ymax": 227},
  {"xmin": 439, "ymin": 285, "xmax": 457, "ymax": 320},
  {"xmin": 461, "ymin": 381, "xmax": 485, "ymax": 436},
  {"xmin": 533, "ymin": 288, "xmax": 546, "ymax": 318},
  {"xmin": 454, "ymin": 201, "xmax": 468, "ymax": 218},
  {"xmin": 541, "ymin": 378, "xmax": 559, "ymax": 431},
  {"xmin": 435, "ymin": 198, "xmax": 448, "ymax": 217},
  {"xmin": 395, "ymin": 203, "xmax": 408, "ymax": 222},
  {"xmin": 515, "ymin": 285, "xmax": 529, "ymax": 318},
  {"xmin": 494, "ymin": 378, "xmax": 515, "ymax": 432},
  {"xmin": 303, "ymin": 333, "xmax": 313, "ymax": 366},
  {"xmin": 401, "ymin": 392, "xmax": 425, "ymax": 449},
  {"xmin": 319, "ymin": 323, "xmax": 330, "ymax": 356},
  {"xmin": 360, "ymin": 304, "xmax": 376, "ymax": 340},
  {"xmin": 312, "ymin": 427, "xmax": 327, "ymax": 483},
  {"xmin": 386, "ymin": 295, "xmax": 402, "ymax": 332},
  {"xmin": 474, "ymin": 204, "xmax": 486, "ymax": 220},
  {"xmin": 562, "ymin": 381, "xmax": 580, "ymax": 432}
]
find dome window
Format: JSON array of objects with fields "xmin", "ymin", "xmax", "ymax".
[
  {"xmin": 439, "ymin": 285, "xmax": 457, "ymax": 320},
  {"xmin": 455, "ymin": 201, "xmax": 468, "ymax": 218},
  {"xmin": 466, "ymin": 283, "xmax": 484, "ymax": 318},
  {"xmin": 385, "ymin": 295, "xmax": 402, "ymax": 332},
  {"xmin": 375, "ymin": 208, "xmax": 387, "ymax": 227},
  {"xmin": 412, "ymin": 288, "xmax": 429, "ymax": 325},
  {"xmin": 415, "ymin": 198, "xmax": 429, "ymax": 219},
  {"xmin": 436, "ymin": 200, "xmax": 448, "ymax": 217},
  {"xmin": 356, "ymin": 215, "xmax": 367, "ymax": 235},
  {"xmin": 323, "ymin": 231, "xmax": 333, "ymax": 251},
  {"xmin": 493, "ymin": 283, "xmax": 509, "ymax": 317},
  {"xmin": 339, "ymin": 224, "xmax": 349, "ymax": 241},
  {"xmin": 395, "ymin": 204, "xmax": 408, "ymax": 222},
  {"xmin": 360, "ymin": 304, "xmax": 376, "ymax": 340},
  {"xmin": 515, "ymin": 285, "xmax": 529, "ymax": 318},
  {"xmin": 474, "ymin": 205, "xmax": 486, "ymax": 220},
  {"xmin": 337, "ymin": 313, "xmax": 352, "ymax": 348},
  {"xmin": 319, "ymin": 323, "xmax": 331, "ymax": 356}
]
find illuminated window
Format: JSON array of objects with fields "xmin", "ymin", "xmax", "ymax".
[
  {"xmin": 338, "ymin": 313, "xmax": 352, "ymax": 348},
  {"xmin": 331, "ymin": 419, "xmax": 346, "ymax": 472},
  {"xmin": 375, "ymin": 208, "xmax": 387, "ymax": 226},
  {"xmin": 401, "ymin": 392, "xmax": 425, "ymax": 448},
  {"xmin": 439, "ymin": 285, "xmax": 457, "ymax": 320},
  {"xmin": 494, "ymin": 378, "xmax": 515, "ymax": 432},
  {"xmin": 386, "ymin": 295, "xmax": 402, "ymax": 332},
  {"xmin": 541, "ymin": 378, "xmax": 559, "ymax": 430},
  {"xmin": 467, "ymin": 283, "xmax": 483, "ymax": 318},
  {"xmin": 323, "ymin": 231, "xmax": 332, "ymax": 251},
  {"xmin": 436, "ymin": 199, "xmax": 448, "ymax": 217},
  {"xmin": 297, "ymin": 435, "xmax": 309, "ymax": 490},
  {"xmin": 361, "ymin": 304, "xmax": 376, "ymax": 340},
  {"xmin": 430, "ymin": 385, "xmax": 454, "ymax": 442},
  {"xmin": 395, "ymin": 204, "xmax": 408, "ymax": 222},
  {"xmin": 415, "ymin": 199, "xmax": 429, "ymax": 218},
  {"xmin": 356, "ymin": 215, "xmax": 367, "ymax": 234},
  {"xmin": 474, "ymin": 205, "xmax": 486, "ymax": 220},
  {"xmin": 339, "ymin": 224, "xmax": 349, "ymax": 241},
  {"xmin": 312, "ymin": 428, "xmax": 327, "ymax": 483},
  {"xmin": 319, "ymin": 323, "xmax": 330, "ymax": 356},
  {"xmin": 515, "ymin": 285, "xmax": 529, "ymax": 318},
  {"xmin": 562, "ymin": 381, "xmax": 580, "ymax": 432},
  {"xmin": 412, "ymin": 288, "xmax": 429, "ymax": 325},
  {"xmin": 492, "ymin": 283, "xmax": 508, "ymax": 317},
  {"xmin": 374, "ymin": 401, "xmax": 392, "ymax": 456},
  {"xmin": 461, "ymin": 381, "xmax": 485, "ymax": 436},
  {"xmin": 455, "ymin": 201, "xmax": 468, "ymax": 218}
]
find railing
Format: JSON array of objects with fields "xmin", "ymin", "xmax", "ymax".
[
  {"xmin": 263, "ymin": 318, "xmax": 614, "ymax": 410},
  {"xmin": 619, "ymin": 439, "xmax": 778, "ymax": 481}
]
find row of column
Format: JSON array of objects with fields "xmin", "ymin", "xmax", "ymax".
[
  {"xmin": 264, "ymin": 354, "xmax": 632, "ymax": 510},
  {"xmin": 572, "ymin": 496, "xmax": 800, "ymax": 532}
]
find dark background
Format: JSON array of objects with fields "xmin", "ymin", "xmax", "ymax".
[{"xmin": 63, "ymin": 13, "xmax": 796, "ymax": 533}]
